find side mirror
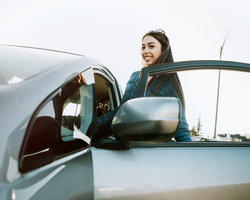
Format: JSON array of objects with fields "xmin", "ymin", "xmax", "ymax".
[{"xmin": 112, "ymin": 97, "xmax": 182, "ymax": 143}]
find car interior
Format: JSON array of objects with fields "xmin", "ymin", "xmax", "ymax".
[
  {"xmin": 94, "ymin": 74, "xmax": 115, "ymax": 117},
  {"xmin": 91, "ymin": 73, "xmax": 126, "ymax": 147}
]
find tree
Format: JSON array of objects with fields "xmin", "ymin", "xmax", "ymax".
[
  {"xmin": 190, "ymin": 126, "xmax": 198, "ymax": 137},
  {"xmin": 196, "ymin": 115, "xmax": 202, "ymax": 134},
  {"xmin": 190, "ymin": 115, "xmax": 203, "ymax": 137}
]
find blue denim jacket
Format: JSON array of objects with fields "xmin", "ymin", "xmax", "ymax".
[{"xmin": 98, "ymin": 71, "xmax": 192, "ymax": 142}]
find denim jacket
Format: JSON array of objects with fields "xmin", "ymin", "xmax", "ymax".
[{"xmin": 98, "ymin": 71, "xmax": 192, "ymax": 142}]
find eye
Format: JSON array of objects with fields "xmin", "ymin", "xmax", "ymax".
[
  {"xmin": 141, "ymin": 46, "xmax": 145, "ymax": 50},
  {"xmin": 149, "ymin": 45, "xmax": 154, "ymax": 49}
]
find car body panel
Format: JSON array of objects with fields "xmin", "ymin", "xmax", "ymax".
[
  {"xmin": 0, "ymin": 45, "xmax": 83, "ymax": 83},
  {"xmin": 1, "ymin": 149, "xmax": 93, "ymax": 200},
  {"xmin": 92, "ymin": 146, "xmax": 250, "ymax": 199}
]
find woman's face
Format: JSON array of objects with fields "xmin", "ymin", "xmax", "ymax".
[{"xmin": 141, "ymin": 36, "xmax": 162, "ymax": 66}]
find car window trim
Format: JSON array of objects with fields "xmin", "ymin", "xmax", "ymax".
[
  {"xmin": 131, "ymin": 141, "xmax": 250, "ymax": 148},
  {"xmin": 93, "ymin": 67, "xmax": 121, "ymax": 107},
  {"xmin": 136, "ymin": 60, "xmax": 250, "ymax": 98}
]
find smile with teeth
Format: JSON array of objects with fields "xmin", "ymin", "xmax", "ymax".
[{"xmin": 144, "ymin": 55, "xmax": 151, "ymax": 61}]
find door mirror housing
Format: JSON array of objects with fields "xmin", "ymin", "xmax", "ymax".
[{"xmin": 112, "ymin": 97, "xmax": 181, "ymax": 143}]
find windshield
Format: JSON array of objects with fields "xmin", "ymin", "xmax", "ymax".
[{"xmin": 0, "ymin": 46, "xmax": 80, "ymax": 85}]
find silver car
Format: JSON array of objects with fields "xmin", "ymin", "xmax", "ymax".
[{"xmin": 1, "ymin": 45, "xmax": 250, "ymax": 200}]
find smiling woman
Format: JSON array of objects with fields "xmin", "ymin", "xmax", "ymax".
[
  {"xmin": 98, "ymin": 29, "xmax": 192, "ymax": 142},
  {"xmin": 141, "ymin": 35, "xmax": 162, "ymax": 66}
]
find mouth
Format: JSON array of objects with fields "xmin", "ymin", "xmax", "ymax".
[{"xmin": 144, "ymin": 56, "xmax": 151, "ymax": 62}]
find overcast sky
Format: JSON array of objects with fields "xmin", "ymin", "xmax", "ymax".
[{"xmin": 1, "ymin": 0, "xmax": 250, "ymax": 137}]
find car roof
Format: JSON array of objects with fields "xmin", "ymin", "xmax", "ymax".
[{"xmin": 0, "ymin": 45, "xmax": 84, "ymax": 84}]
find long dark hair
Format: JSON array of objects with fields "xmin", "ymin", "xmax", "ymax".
[{"xmin": 142, "ymin": 30, "xmax": 186, "ymax": 110}]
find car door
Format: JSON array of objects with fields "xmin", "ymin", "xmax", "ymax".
[{"xmin": 91, "ymin": 61, "xmax": 250, "ymax": 200}]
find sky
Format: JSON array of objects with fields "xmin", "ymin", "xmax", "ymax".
[{"xmin": 1, "ymin": 0, "xmax": 250, "ymax": 138}]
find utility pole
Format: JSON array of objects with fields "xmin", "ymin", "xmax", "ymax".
[{"xmin": 213, "ymin": 31, "xmax": 231, "ymax": 138}]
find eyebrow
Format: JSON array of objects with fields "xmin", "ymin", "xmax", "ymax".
[{"xmin": 142, "ymin": 42, "xmax": 155, "ymax": 46}]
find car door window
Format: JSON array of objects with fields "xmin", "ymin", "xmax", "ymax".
[
  {"xmin": 179, "ymin": 70, "xmax": 218, "ymax": 138},
  {"xmin": 61, "ymin": 74, "xmax": 93, "ymax": 142},
  {"xmin": 179, "ymin": 69, "xmax": 250, "ymax": 141},
  {"xmin": 19, "ymin": 70, "xmax": 96, "ymax": 172},
  {"xmin": 215, "ymin": 70, "xmax": 250, "ymax": 141}
]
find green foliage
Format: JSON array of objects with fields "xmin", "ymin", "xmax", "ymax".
[{"xmin": 190, "ymin": 115, "xmax": 203, "ymax": 137}]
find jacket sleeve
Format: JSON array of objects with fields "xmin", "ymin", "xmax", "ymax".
[
  {"xmin": 174, "ymin": 108, "xmax": 192, "ymax": 142},
  {"xmin": 97, "ymin": 107, "xmax": 119, "ymax": 127},
  {"xmin": 97, "ymin": 71, "xmax": 139, "ymax": 127}
]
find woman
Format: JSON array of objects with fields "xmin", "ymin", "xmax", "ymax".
[{"xmin": 97, "ymin": 29, "xmax": 191, "ymax": 142}]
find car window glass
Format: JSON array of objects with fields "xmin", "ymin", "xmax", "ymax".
[
  {"xmin": 179, "ymin": 70, "xmax": 218, "ymax": 138},
  {"xmin": 216, "ymin": 70, "xmax": 250, "ymax": 141},
  {"xmin": 20, "ymin": 71, "xmax": 95, "ymax": 172},
  {"xmin": 61, "ymin": 74, "xmax": 93, "ymax": 143},
  {"xmin": 178, "ymin": 69, "xmax": 250, "ymax": 142}
]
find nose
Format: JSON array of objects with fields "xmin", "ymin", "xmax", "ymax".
[{"xmin": 142, "ymin": 47, "xmax": 149, "ymax": 55}]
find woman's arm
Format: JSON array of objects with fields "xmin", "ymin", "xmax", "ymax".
[
  {"xmin": 174, "ymin": 106, "xmax": 192, "ymax": 142},
  {"xmin": 97, "ymin": 71, "xmax": 140, "ymax": 127}
]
